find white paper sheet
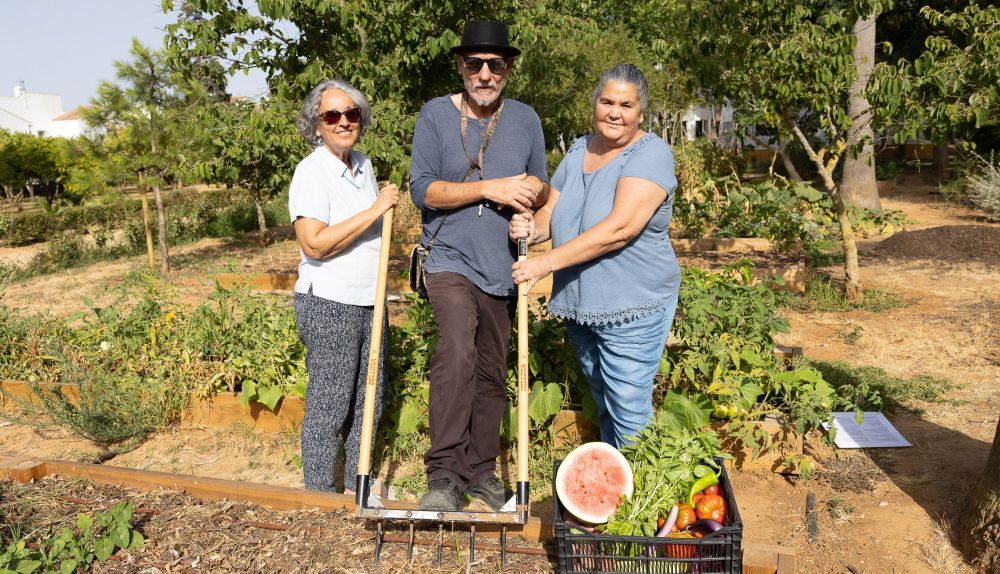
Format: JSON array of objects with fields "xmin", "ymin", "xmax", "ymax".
[{"xmin": 823, "ymin": 411, "xmax": 912, "ymax": 448}]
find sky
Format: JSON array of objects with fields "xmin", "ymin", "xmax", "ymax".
[{"xmin": 0, "ymin": 0, "xmax": 269, "ymax": 111}]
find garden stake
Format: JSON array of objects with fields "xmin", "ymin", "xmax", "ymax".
[
  {"xmin": 437, "ymin": 523, "xmax": 444, "ymax": 565},
  {"xmin": 500, "ymin": 525, "xmax": 507, "ymax": 567},
  {"xmin": 470, "ymin": 523, "xmax": 476, "ymax": 563},
  {"xmin": 407, "ymin": 521, "xmax": 415, "ymax": 561},
  {"xmin": 374, "ymin": 520, "xmax": 383, "ymax": 562},
  {"xmin": 353, "ymin": 220, "xmax": 533, "ymax": 567}
]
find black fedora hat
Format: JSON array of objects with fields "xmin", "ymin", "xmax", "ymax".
[{"xmin": 450, "ymin": 20, "xmax": 521, "ymax": 57}]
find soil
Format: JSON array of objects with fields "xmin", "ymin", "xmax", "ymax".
[
  {"xmin": 2, "ymin": 175, "xmax": 1000, "ymax": 573},
  {"xmin": 875, "ymin": 225, "xmax": 1000, "ymax": 267}
]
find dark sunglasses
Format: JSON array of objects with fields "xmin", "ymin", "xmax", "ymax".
[
  {"xmin": 462, "ymin": 57, "xmax": 507, "ymax": 75},
  {"xmin": 319, "ymin": 107, "xmax": 361, "ymax": 125}
]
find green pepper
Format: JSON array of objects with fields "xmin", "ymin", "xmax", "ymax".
[{"xmin": 688, "ymin": 473, "xmax": 720, "ymax": 507}]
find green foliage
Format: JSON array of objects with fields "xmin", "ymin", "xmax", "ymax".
[
  {"xmin": 810, "ymin": 359, "xmax": 956, "ymax": 415},
  {"xmin": 786, "ymin": 274, "xmax": 906, "ymax": 313},
  {"xmin": 379, "ymin": 294, "xmax": 436, "ymax": 460},
  {"xmin": 665, "ymin": 263, "xmax": 838, "ymax": 468},
  {"xmin": 0, "ymin": 501, "xmax": 143, "ymax": 574},
  {"xmin": 0, "ymin": 134, "xmax": 73, "ymax": 209},
  {"xmin": 875, "ymin": 159, "xmax": 900, "ymax": 181},
  {"xmin": 163, "ymin": 0, "xmax": 693, "ymax": 185},
  {"xmin": 873, "ymin": 4, "xmax": 1000, "ymax": 143},
  {"xmin": 605, "ymin": 416, "xmax": 727, "ymax": 539},
  {"xmin": 184, "ymin": 283, "xmax": 308, "ymax": 409},
  {"xmin": 191, "ymin": 98, "xmax": 308, "ymax": 231},
  {"xmin": 846, "ymin": 206, "xmax": 913, "ymax": 236},
  {"xmin": 0, "ymin": 275, "xmax": 306, "ymax": 436}
]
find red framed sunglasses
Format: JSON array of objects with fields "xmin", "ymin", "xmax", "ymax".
[{"xmin": 320, "ymin": 107, "xmax": 361, "ymax": 125}]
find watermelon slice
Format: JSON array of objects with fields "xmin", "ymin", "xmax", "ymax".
[{"xmin": 556, "ymin": 441, "xmax": 634, "ymax": 524}]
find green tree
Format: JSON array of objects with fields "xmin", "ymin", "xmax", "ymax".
[
  {"xmin": 873, "ymin": 4, "xmax": 1000, "ymax": 150},
  {"xmin": 194, "ymin": 97, "xmax": 307, "ymax": 233},
  {"xmin": 85, "ymin": 39, "xmax": 180, "ymax": 274},
  {"xmin": 161, "ymin": 0, "xmax": 672, "ymax": 180},
  {"xmin": 674, "ymin": 0, "xmax": 892, "ymax": 300},
  {"xmin": 0, "ymin": 133, "xmax": 70, "ymax": 210}
]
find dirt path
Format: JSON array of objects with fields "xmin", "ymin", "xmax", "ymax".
[{"xmin": 758, "ymin": 181, "xmax": 1000, "ymax": 573}]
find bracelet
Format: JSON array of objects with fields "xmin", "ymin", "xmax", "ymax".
[{"xmin": 545, "ymin": 257, "xmax": 555, "ymax": 274}]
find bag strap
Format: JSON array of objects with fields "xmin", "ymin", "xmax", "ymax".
[{"xmin": 425, "ymin": 95, "xmax": 506, "ymax": 249}]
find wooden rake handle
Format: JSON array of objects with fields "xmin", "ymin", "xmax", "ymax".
[{"xmin": 357, "ymin": 206, "xmax": 393, "ymax": 482}]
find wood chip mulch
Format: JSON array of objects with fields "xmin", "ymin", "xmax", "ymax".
[{"xmin": 1, "ymin": 477, "xmax": 555, "ymax": 573}]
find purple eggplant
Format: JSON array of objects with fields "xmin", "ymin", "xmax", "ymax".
[{"xmin": 685, "ymin": 518, "xmax": 724, "ymax": 535}]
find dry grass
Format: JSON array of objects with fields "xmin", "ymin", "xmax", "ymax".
[{"xmin": 915, "ymin": 517, "xmax": 977, "ymax": 574}]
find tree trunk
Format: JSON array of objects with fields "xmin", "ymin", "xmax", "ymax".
[
  {"xmin": 252, "ymin": 190, "xmax": 267, "ymax": 235},
  {"xmin": 841, "ymin": 13, "xmax": 882, "ymax": 212},
  {"xmin": 959, "ymin": 417, "xmax": 1000, "ymax": 571},
  {"xmin": 778, "ymin": 140, "xmax": 803, "ymax": 182},
  {"xmin": 152, "ymin": 184, "xmax": 170, "ymax": 275},
  {"xmin": 792, "ymin": 124, "xmax": 863, "ymax": 299},
  {"xmin": 933, "ymin": 141, "xmax": 949, "ymax": 180}
]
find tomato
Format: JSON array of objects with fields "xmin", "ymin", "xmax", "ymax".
[
  {"xmin": 691, "ymin": 491, "xmax": 704, "ymax": 506},
  {"xmin": 702, "ymin": 484, "xmax": 720, "ymax": 497},
  {"xmin": 712, "ymin": 404, "xmax": 729, "ymax": 419},
  {"xmin": 673, "ymin": 504, "xmax": 697, "ymax": 533},
  {"xmin": 663, "ymin": 532, "xmax": 696, "ymax": 559},
  {"xmin": 726, "ymin": 405, "xmax": 739, "ymax": 419},
  {"xmin": 695, "ymin": 494, "xmax": 726, "ymax": 523}
]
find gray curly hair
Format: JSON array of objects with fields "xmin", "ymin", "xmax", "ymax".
[
  {"xmin": 592, "ymin": 64, "xmax": 649, "ymax": 113},
  {"xmin": 297, "ymin": 79, "xmax": 373, "ymax": 145}
]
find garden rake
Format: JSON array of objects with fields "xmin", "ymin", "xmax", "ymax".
[{"xmin": 354, "ymin": 204, "xmax": 531, "ymax": 566}]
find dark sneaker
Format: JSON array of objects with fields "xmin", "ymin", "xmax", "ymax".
[
  {"xmin": 465, "ymin": 475, "xmax": 512, "ymax": 512},
  {"xmin": 418, "ymin": 478, "xmax": 462, "ymax": 511}
]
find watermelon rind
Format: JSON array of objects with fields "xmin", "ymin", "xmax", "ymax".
[{"xmin": 556, "ymin": 441, "xmax": 634, "ymax": 524}]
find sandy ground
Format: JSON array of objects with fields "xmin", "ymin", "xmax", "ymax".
[{"xmin": 1, "ymin": 177, "xmax": 999, "ymax": 573}]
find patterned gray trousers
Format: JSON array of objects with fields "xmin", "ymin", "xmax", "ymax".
[{"xmin": 294, "ymin": 289, "xmax": 386, "ymax": 492}]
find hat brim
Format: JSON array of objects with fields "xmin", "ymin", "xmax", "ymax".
[{"xmin": 450, "ymin": 43, "xmax": 521, "ymax": 57}]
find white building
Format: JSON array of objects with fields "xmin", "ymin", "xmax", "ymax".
[{"xmin": 0, "ymin": 84, "xmax": 94, "ymax": 138}]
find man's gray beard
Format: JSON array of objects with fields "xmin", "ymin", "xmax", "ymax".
[{"xmin": 464, "ymin": 76, "xmax": 507, "ymax": 110}]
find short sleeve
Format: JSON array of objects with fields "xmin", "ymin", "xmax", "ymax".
[
  {"xmin": 524, "ymin": 109, "xmax": 549, "ymax": 183},
  {"xmin": 550, "ymin": 136, "xmax": 587, "ymax": 193},
  {"xmin": 620, "ymin": 137, "xmax": 677, "ymax": 198},
  {"xmin": 288, "ymin": 161, "xmax": 330, "ymax": 224},
  {"xmin": 550, "ymin": 155, "xmax": 570, "ymax": 193}
]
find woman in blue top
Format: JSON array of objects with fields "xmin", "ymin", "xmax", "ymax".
[{"xmin": 510, "ymin": 64, "xmax": 680, "ymax": 448}]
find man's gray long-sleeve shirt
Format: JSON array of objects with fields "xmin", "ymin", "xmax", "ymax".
[{"xmin": 409, "ymin": 95, "xmax": 548, "ymax": 297}]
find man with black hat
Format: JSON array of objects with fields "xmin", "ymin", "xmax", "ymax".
[{"xmin": 409, "ymin": 19, "xmax": 548, "ymax": 512}]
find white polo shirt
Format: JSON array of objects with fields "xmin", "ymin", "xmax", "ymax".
[{"xmin": 288, "ymin": 146, "xmax": 382, "ymax": 306}]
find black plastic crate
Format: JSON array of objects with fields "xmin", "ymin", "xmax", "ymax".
[{"xmin": 552, "ymin": 457, "xmax": 743, "ymax": 574}]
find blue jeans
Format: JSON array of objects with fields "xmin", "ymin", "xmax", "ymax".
[{"xmin": 565, "ymin": 299, "xmax": 677, "ymax": 448}]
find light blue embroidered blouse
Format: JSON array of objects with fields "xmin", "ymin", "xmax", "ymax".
[{"xmin": 547, "ymin": 133, "xmax": 681, "ymax": 326}]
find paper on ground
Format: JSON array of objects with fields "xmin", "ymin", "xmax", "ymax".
[{"xmin": 822, "ymin": 411, "xmax": 912, "ymax": 448}]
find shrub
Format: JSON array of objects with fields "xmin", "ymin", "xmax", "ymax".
[
  {"xmin": 9, "ymin": 359, "xmax": 188, "ymax": 460},
  {"xmin": 965, "ymin": 151, "xmax": 1000, "ymax": 221}
]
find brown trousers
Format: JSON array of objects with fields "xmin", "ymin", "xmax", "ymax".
[{"xmin": 423, "ymin": 272, "xmax": 515, "ymax": 488}]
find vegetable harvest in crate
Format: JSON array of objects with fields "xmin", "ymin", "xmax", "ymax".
[{"xmin": 555, "ymin": 412, "xmax": 732, "ymax": 539}]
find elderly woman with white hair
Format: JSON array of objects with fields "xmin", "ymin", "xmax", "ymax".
[
  {"xmin": 289, "ymin": 78, "xmax": 399, "ymax": 492},
  {"xmin": 509, "ymin": 64, "xmax": 680, "ymax": 448}
]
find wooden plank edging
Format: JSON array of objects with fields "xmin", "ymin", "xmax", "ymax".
[{"xmin": 0, "ymin": 456, "xmax": 547, "ymax": 541}]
